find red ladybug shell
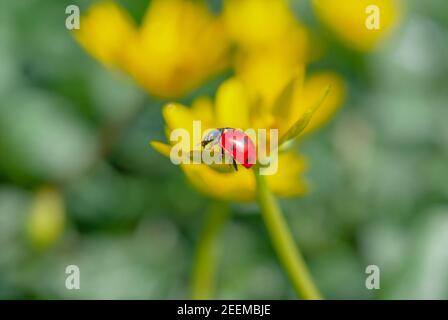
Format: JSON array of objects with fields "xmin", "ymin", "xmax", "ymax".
[{"xmin": 220, "ymin": 129, "xmax": 256, "ymax": 169}]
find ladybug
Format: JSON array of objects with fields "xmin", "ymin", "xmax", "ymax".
[{"xmin": 201, "ymin": 128, "xmax": 256, "ymax": 171}]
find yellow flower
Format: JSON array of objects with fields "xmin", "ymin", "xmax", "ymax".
[
  {"xmin": 312, "ymin": 0, "xmax": 401, "ymax": 51},
  {"xmin": 75, "ymin": 0, "xmax": 229, "ymax": 98},
  {"xmin": 151, "ymin": 71, "xmax": 345, "ymax": 202}
]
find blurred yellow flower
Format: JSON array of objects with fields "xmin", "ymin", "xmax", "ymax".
[
  {"xmin": 75, "ymin": 0, "xmax": 229, "ymax": 98},
  {"xmin": 312, "ymin": 0, "xmax": 401, "ymax": 51},
  {"xmin": 223, "ymin": 0, "xmax": 306, "ymax": 50},
  {"xmin": 26, "ymin": 187, "xmax": 65, "ymax": 249},
  {"xmin": 223, "ymin": 0, "xmax": 309, "ymax": 72},
  {"xmin": 151, "ymin": 70, "xmax": 345, "ymax": 201}
]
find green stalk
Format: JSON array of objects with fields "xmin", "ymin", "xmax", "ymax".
[
  {"xmin": 191, "ymin": 200, "xmax": 229, "ymax": 299},
  {"xmin": 254, "ymin": 170, "xmax": 322, "ymax": 300}
]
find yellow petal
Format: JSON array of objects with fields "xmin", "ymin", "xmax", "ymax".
[
  {"xmin": 223, "ymin": 0, "xmax": 297, "ymax": 49},
  {"xmin": 162, "ymin": 102, "xmax": 207, "ymax": 152},
  {"xmin": 182, "ymin": 165, "xmax": 256, "ymax": 201},
  {"xmin": 191, "ymin": 96, "xmax": 215, "ymax": 129},
  {"xmin": 151, "ymin": 141, "xmax": 234, "ymax": 173},
  {"xmin": 74, "ymin": 1, "xmax": 135, "ymax": 66},
  {"xmin": 312, "ymin": 0, "xmax": 401, "ymax": 51},
  {"xmin": 279, "ymin": 84, "xmax": 331, "ymax": 145},
  {"xmin": 215, "ymin": 78, "xmax": 250, "ymax": 130},
  {"xmin": 236, "ymin": 50, "xmax": 305, "ymax": 109},
  {"xmin": 266, "ymin": 152, "xmax": 307, "ymax": 197},
  {"xmin": 270, "ymin": 71, "xmax": 305, "ymax": 136},
  {"xmin": 290, "ymin": 72, "xmax": 346, "ymax": 135},
  {"xmin": 150, "ymin": 141, "xmax": 172, "ymax": 158},
  {"xmin": 162, "ymin": 103, "xmax": 197, "ymax": 132},
  {"xmin": 181, "ymin": 151, "xmax": 307, "ymax": 202}
]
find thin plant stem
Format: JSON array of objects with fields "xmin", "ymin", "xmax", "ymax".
[
  {"xmin": 254, "ymin": 170, "xmax": 322, "ymax": 300},
  {"xmin": 191, "ymin": 200, "xmax": 229, "ymax": 299}
]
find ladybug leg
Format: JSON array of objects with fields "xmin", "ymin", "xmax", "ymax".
[
  {"xmin": 221, "ymin": 147, "xmax": 225, "ymax": 163},
  {"xmin": 211, "ymin": 139, "xmax": 221, "ymax": 149},
  {"xmin": 201, "ymin": 139, "xmax": 212, "ymax": 148},
  {"xmin": 232, "ymin": 158, "xmax": 238, "ymax": 171},
  {"xmin": 202, "ymin": 138, "xmax": 218, "ymax": 149}
]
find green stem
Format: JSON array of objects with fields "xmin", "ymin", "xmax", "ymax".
[
  {"xmin": 254, "ymin": 170, "xmax": 322, "ymax": 300},
  {"xmin": 191, "ymin": 200, "xmax": 229, "ymax": 299}
]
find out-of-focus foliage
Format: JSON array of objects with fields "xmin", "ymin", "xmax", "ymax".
[{"xmin": 0, "ymin": 0, "xmax": 448, "ymax": 299}]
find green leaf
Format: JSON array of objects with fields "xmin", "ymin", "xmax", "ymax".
[{"xmin": 278, "ymin": 85, "xmax": 331, "ymax": 146}]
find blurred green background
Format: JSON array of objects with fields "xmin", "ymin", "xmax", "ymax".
[{"xmin": 0, "ymin": 0, "xmax": 448, "ymax": 299}]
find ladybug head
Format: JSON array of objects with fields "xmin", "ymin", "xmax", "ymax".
[{"xmin": 201, "ymin": 128, "xmax": 223, "ymax": 148}]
